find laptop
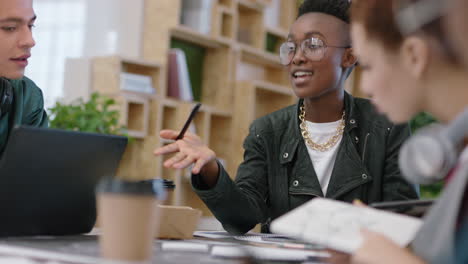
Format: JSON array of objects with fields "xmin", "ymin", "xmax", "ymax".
[{"xmin": 0, "ymin": 126, "xmax": 127, "ymax": 237}]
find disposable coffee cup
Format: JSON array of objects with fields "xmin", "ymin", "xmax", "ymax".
[{"xmin": 96, "ymin": 178, "xmax": 165, "ymax": 262}]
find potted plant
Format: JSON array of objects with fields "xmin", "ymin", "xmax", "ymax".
[{"xmin": 48, "ymin": 92, "xmax": 130, "ymax": 139}]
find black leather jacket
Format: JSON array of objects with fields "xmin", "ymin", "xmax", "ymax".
[{"xmin": 193, "ymin": 92, "xmax": 418, "ymax": 234}]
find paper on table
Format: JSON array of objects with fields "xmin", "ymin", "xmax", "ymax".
[
  {"xmin": 210, "ymin": 246, "xmax": 246, "ymax": 258},
  {"xmin": 271, "ymin": 198, "xmax": 423, "ymax": 253},
  {"xmin": 0, "ymin": 257, "xmax": 39, "ymax": 264},
  {"xmin": 188, "ymin": 239, "xmax": 238, "ymax": 246},
  {"xmin": 193, "ymin": 231, "xmax": 232, "ymax": 239},
  {"xmin": 233, "ymin": 235, "xmax": 284, "ymax": 244},
  {"xmin": 233, "ymin": 233, "xmax": 291, "ymax": 243},
  {"xmin": 211, "ymin": 245, "xmax": 329, "ymax": 261},
  {"xmin": 161, "ymin": 242, "xmax": 209, "ymax": 253},
  {"xmin": 0, "ymin": 244, "xmax": 103, "ymax": 264}
]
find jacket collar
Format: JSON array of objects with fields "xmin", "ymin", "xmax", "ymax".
[
  {"xmin": 280, "ymin": 92, "xmax": 371, "ymax": 199},
  {"xmin": 343, "ymin": 91, "xmax": 359, "ymax": 133},
  {"xmin": 285, "ymin": 91, "xmax": 360, "ymax": 161}
]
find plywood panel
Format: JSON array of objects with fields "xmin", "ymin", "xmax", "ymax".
[
  {"xmin": 142, "ymin": 0, "xmax": 181, "ymax": 63},
  {"xmin": 91, "ymin": 56, "xmax": 121, "ymax": 94},
  {"xmin": 237, "ymin": 2, "xmax": 265, "ymax": 49},
  {"xmin": 209, "ymin": 114, "xmax": 233, "ymax": 174},
  {"xmin": 231, "ymin": 81, "xmax": 256, "ymax": 177},
  {"xmin": 202, "ymin": 46, "xmax": 234, "ymax": 112}
]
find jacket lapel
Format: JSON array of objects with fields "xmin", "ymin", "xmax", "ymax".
[
  {"xmin": 292, "ymin": 142, "xmax": 324, "ymax": 197},
  {"xmin": 326, "ymin": 132, "xmax": 372, "ymax": 199},
  {"xmin": 283, "ymin": 100, "xmax": 324, "ymax": 198},
  {"xmin": 326, "ymin": 93, "xmax": 372, "ymax": 199}
]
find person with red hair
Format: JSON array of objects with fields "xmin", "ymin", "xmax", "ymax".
[{"xmin": 349, "ymin": 0, "xmax": 468, "ymax": 263}]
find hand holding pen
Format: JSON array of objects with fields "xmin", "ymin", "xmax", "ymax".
[{"xmin": 153, "ymin": 103, "xmax": 219, "ymax": 183}]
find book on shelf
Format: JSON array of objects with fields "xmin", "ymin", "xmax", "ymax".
[
  {"xmin": 120, "ymin": 72, "xmax": 155, "ymax": 94},
  {"xmin": 170, "ymin": 39, "xmax": 205, "ymax": 102},
  {"xmin": 167, "ymin": 49, "xmax": 194, "ymax": 102},
  {"xmin": 270, "ymin": 198, "xmax": 423, "ymax": 253},
  {"xmin": 180, "ymin": 0, "xmax": 214, "ymax": 35},
  {"xmin": 167, "ymin": 51, "xmax": 181, "ymax": 99}
]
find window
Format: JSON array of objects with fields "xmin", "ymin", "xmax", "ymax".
[{"xmin": 26, "ymin": 0, "xmax": 87, "ymax": 108}]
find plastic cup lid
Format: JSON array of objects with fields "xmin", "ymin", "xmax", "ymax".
[{"xmin": 96, "ymin": 177, "xmax": 166, "ymax": 200}]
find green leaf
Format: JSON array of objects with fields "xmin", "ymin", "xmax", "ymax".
[{"xmin": 47, "ymin": 92, "xmax": 132, "ymax": 142}]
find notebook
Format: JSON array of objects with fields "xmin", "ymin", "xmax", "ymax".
[
  {"xmin": 0, "ymin": 126, "xmax": 127, "ymax": 236},
  {"xmin": 270, "ymin": 198, "xmax": 423, "ymax": 253}
]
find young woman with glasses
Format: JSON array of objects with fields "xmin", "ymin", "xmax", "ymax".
[
  {"xmin": 349, "ymin": 0, "xmax": 468, "ymax": 263},
  {"xmin": 154, "ymin": 0, "xmax": 418, "ymax": 235}
]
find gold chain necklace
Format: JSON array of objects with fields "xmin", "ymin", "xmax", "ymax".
[{"xmin": 299, "ymin": 105, "xmax": 345, "ymax": 152}]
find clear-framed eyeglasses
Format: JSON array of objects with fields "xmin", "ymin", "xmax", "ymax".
[{"xmin": 279, "ymin": 37, "xmax": 351, "ymax": 66}]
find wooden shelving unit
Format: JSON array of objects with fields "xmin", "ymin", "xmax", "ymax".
[{"xmin": 89, "ymin": 0, "xmax": 304, "ymax": 220}]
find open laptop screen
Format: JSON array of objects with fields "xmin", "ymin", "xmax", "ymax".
[{"xmin": 0, "ymin": 126, "xmax": 127, "ymax": 236}]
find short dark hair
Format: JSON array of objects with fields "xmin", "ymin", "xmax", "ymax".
[{"xmin": 298, "ymin": 0, "xmax": 351, "ymax": 24}]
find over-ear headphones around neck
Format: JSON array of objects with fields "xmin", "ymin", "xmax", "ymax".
[
  {"xmin": 0, "ymin": 78, "xmax": 13, "ymax": 118},
  {"xmin": 399, "ymin": 108, "xmax": 468, "ymax": 184}
]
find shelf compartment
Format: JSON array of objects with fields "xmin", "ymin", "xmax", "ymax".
[
  {"xmin": 238, "ymin": 0, "xmax": 266, "ymax": 11},
  {"xmin": 219, "ymin": 0, "xmax": 234, "ymax": 9},
  {"xmin": 162, "ymin": 104, "xmax": 178, "ymax": 132},
  {"xmin": 116, "ymin": 135, "xmax": 161, "ymax": 180},
  {"xmin": 239, "ymin": 43, "xmax": 281, "ymax": 68},
  {"xmin": 220, "ymin": 8, "xmax": 235, "ymax": 39},
  {"xmin": 278, "ymin": 0, "xmax": 297, "ymax": 32},
  {"xmin": 171, "ymin": 25, "xmax": 228, "ymax": 49},
  {"xmin": 202, "ymin": 46, "xmax": 235, "ymax": 112},
  {"xmin": 142, "ymin": 0, "xmax": 182, "ymax": 63},
  {"xmin": 265, "ymin": 26, "xmax": 288, "ymax": 54},
  {"xmin": 169, "ymin": 38, "xmax": 234, "ymax": 112},
  {"xmin": 230, "ymin": 80, "xmax": 295, "ymax": 175},
  {"xmin": 237, "ymin": 46, "xmax": 290, "ymax": 87},
  {"xmin": 127, "ymin": 101, "xmax": 147, "ymax": 138},
  {"xmin": 191, "ymin": 106, "xmax": 210, "ymax": 144},
  {"xmin": 237, "ymin": 1, "xmax": 264, "ymax": 49},
  {"xmin": 92, "ymin": 56, "xmax": 163, "ymax": 97},
  {"xmin": 209, "ymin": 114, "xmax": 233, "ymax": 173},
  {"xmin": 111, "ymin": 93, "xmax": 151, "ymax": 139},
  {"xmin": 254, "ymin": 83, "xmax": 295, "ymax": 119}
]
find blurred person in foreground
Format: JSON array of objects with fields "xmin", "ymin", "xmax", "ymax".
[{"xmin": 349, "ymin": 0, "xmax": 468, "ymax": 263}]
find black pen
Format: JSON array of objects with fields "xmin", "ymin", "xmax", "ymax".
[{"xmin": 176, "ymin": 103, "xmax": 202, "ymax": 140}]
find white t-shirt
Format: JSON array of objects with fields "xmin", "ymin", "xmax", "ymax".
[{"xmin": 304, "ymin": 120, "xmax": 343, "ymax": 196}]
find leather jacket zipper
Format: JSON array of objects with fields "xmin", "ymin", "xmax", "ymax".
[{"xmin": 361, "ymin": 133, "xmax": 370, "ymax": 163}]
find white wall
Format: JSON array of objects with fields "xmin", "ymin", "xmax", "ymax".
[
  {"xmin": 26, "ymin": 0, "xmax": 145, "ymax": 108},
  {"xmin": 62, "ymin": 0, "xmax": 145, "ymax": 103},
  {"xmin": 82, "ymin": 0, "xmax": 144, "ymax": 58}
]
